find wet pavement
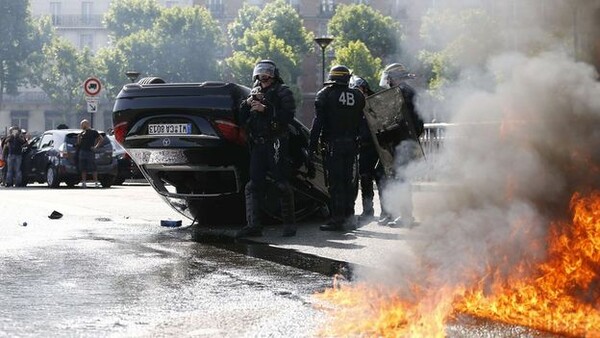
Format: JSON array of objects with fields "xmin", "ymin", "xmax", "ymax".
[
  {"xmin": 0, "ymin": 183, "xmax": 567, "ymax": 337},
  {"xmin": 0, "ymin": 183, "xmax": 331, "ymax": 337}
]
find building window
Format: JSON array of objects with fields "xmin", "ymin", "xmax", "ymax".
[
  {"xmin": 208, "ymin": 0, "xmax": 224, "ymax": 17},
  {"xmin": 165, "ymin": 1, "xmax": 178, "ymax": 7},
  {"xmin": 320, "ymin": 0, "xmax": 335, "ymax": 16},
  {"xmin": 80, "ymin": 33, "xmax": 94, "ymax": 49},
  {"xmin": 10, "ymin": 111, "xmax": 29, "ymax": 131},
  {"xmin": 81, "ymin": 2, "xmax": 93, "ymax": 25},
  {"xmin": 50, "ymin": 2, "xmax": 61, "ymax": 25},
  {"xmin": 354, "ymin": 0, "xmax": 370, "ymax": 4},
  {"xmin": 45, "ymin": 111, "xmax": 64, "ymax": 131}
]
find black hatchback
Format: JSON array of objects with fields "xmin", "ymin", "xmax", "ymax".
[
  {"xmin": 21, "ymin": 129, "xmax": 118, "ymax": 188},
  {"xmin": 112, "ymin": 79, "xmax": 329, "ymax": 225}
]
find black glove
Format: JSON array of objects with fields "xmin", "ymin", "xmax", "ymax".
[{"xmin": 305, "ymin": 151, "xmax": 316, "ymax": 179}]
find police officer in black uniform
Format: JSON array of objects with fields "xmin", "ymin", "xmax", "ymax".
[
  {"xmin": 376, "ymin": 63, "xmax": 424, "ymax": 227},
  {"xmin": 308, "ymin": 65, "xmax": 366, "ymax": 231},
  {"xmin": 349, "ymin": 76, "xmax": 379, "ymax": 222},
  {"xmin": 236, "ymin": 60, "xmax": 297, "ymax": 238}
]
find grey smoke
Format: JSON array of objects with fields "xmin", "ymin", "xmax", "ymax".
[{"xmin": 363, "ymin": 0, "xmax": 600, "ymax": 293}]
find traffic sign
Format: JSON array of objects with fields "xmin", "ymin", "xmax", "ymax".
[
  {"xmin": 83, "ymin": 77, "xmax": 102, "ymax": 96},
  {"xmin": 86, "ymin": 96, "xmax": 99, "ymax": 113}
]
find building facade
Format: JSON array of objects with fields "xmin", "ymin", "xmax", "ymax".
[{"xmin": 2, "ymin": 0, "xmax": 598, "ymax": 135}]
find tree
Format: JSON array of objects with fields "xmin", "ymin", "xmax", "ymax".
[
  {"xmin": 0, "ymin": 0, "xmax": 37, "ymax": 108},
  {"xmin": 328, "ymin": 4, "xmax": 401, "ymax": 60},
  {"xmin": 253, "ymin": 0, "xmax": 313, "ymax": 57},
  {"xmin": 103, "ymin": 0, "xmax": 161, "ymax": 40},
  {"xmin": 418, "ymin": 8, "xmax": 501, "ymax": 91},
  {"xmin": 97, "ymin": 6, "xmax": 224, "ymax": 97},
  {"xmin": 29, "ymin": 35, "xmax": 96, "ymax": 118},
  {"xmin": 227, "ymin": 4, "xmax": 260, "ymax": 51},
  {"xmin": 226, "ymin": 0, "xmax": 312, "ymax": 83},
  {"xmin": 332, "ymin": 40, "xmax": 382, "ymax": 90},
  {"xmin": 224, "ymin": 30, "xmax": 297, "ymax": 87}
]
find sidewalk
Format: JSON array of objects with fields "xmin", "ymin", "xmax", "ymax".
[{"xmin": 198, "ymin": 183, "xmax": 443, "ymax": 272}]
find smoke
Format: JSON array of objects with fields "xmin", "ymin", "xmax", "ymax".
[{"xmin": 362, "ymin": 0, "xmax": 600, "ymax": 291}]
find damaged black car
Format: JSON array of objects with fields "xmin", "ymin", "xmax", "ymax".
[{"xmin": 112, "ymin": 78, "xmax": 329, "ymax": 225}]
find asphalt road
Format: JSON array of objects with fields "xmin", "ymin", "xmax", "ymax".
[
  {"xmin": 0, "ymin": 183, "xmax": 332, "ymax": 337},
  {"xmin": 0, "ymin": 183, "xmax": 565, "ymax": 337}
]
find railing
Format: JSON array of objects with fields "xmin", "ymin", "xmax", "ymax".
[
  {"xmin": 49, "ymin": 14, "xmax": 103, "ymax": 28},
  {"xmin": 420, "ymin": 122, "xmax": 450, "ymax": 157}
]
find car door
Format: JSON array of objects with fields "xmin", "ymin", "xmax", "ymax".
[
  {"xmin": 21, "ymin": 136, "xmax": 41, "ymax": 182},
  {"xmin": 30, "ymin": 133, "xmax": 55, "ymax": 180}
]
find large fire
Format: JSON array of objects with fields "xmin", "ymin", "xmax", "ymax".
[{"xmin": 316, "ymin": 192, "xmax": 600, "ymax": 337}]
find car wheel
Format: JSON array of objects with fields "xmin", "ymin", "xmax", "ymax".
[
  {"xmin": 46, "ymin": 165, "xmax": 60, "ymax": 188},
  {"xmin": 99, "ymin": 176, "xmax": 114, "ymax": 188}
]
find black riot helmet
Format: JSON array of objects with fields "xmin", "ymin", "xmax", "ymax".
[
  {"xmin": 349, "ymin": 75, "xmax": 374, "ymax": 96},
  {"xmin": 325, "ymin": 65, "xmax": 352, "ymax": 85},
  {"xmin": 252, "ymin": 60, "xmax": 280, "ymax": 81},
  {"xmin": 379, "ymin": 63, "xmax": 415, "ymax": 89}
]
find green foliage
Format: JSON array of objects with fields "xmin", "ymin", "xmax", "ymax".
[
  {"xmin": 97, "ymin": 6, "xmax": 224, "ymax": 96},
  {"xmin": 328, "ymin": 4, "xmax": 401, "ymax": 60},
  {"xmin": 418, "ymin": 8, "xmax": 501, "ymax": 92},
  {"xmin": 332, "ymin": 40, "xmax": 382, "ymax": 90},
  {"xmin": 225, "ymin": 30, "xmax": 297, "ymax": 86},
  {"xmin": 253, "ymin": 0, "xmax": 313, "ymax": 56},
  {"xmin": 226, "ymin": 0, "xmax": 312, "ymax": 83},
  {"xmin": 104, "ymin": 0, "xmax": 161, "ymax": 39},
  {"xmin": 0, "ymin": 0, "xmax": 37, "ymax": 100},
  {"xmin": 28, "ymin": 35, "xmax": 96, "ymax": 115},
  {"xmin": 227, "ymin": 4, "xmax": 260, "ymax": 51}
]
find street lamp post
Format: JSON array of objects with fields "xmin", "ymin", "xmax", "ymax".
[{"xmin": 314, "ymin": 37, "xmax": 334, "ymax": 85}]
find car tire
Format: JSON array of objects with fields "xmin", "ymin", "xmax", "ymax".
[
  {"xmin": 99, "ymin": 176, "xmax": 114, "ymax": 188},
  {"xmin": 46, "ymin": 165, "xmax": 60, "ymax": 188}
]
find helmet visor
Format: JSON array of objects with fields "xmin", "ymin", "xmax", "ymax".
[
  {"xmin": 252, "ymin": 62, "xmax": 276, "ymax": 79},
  {"xmin": 379, "ymin": 71, "xmax": 391, "ymax": 89}
]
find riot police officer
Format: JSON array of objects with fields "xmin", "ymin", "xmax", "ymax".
[
  {"xmin": 308, "ymin": 65, "xmax": 366, "ymax": 231},
  {"xmin": 236, "ymin": 60, "xmax": 296, "ymax": 238},
  {"xmin": 349, "ymin": 76, "xmax": 379, "ymax": 222},
  {"xmin": 377, "ymin": 63, "xmax": 424, "ymax": 227}
]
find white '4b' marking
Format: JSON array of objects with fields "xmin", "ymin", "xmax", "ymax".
[{"xmin": 338, "ymin": 92, "xmax": 355, "ymax": 106}]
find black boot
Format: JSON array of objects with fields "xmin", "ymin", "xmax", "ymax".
[
  {"xmin": 358, "ymin": 197, "xmax": 374, "ymax": 222},
  {"xmin": 280, "ymin": 183, "xmax": 296, "ymax": 237},
  {"xmin": 237, "ymin": 182, "xmax": 263, "ymax": 238}
]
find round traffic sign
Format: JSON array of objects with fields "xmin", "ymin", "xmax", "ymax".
[{"xmin": 83, "ymin": 77, "xmax": 102, "ymax": 96}]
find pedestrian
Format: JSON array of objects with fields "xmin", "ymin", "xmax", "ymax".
[
  {"xmin": 3, "ymin": 126, "xmax": 27, "ymax": 187},
  {"xmin": 77, "ymin": 119, "xmax": 104, "ymax": 188},
  {"xmin": 349, "ymin": 76, "xmax": 381, "ymax": 223},
  {"xmin": 236, "ymin": 60, "xmax": 297, "ymax": 238},
  {"xmin": 376, "ymin": 63, "xmax": 425, "ymax": 227},
  {"xmin": 308, "ymin": 65, "xmax": 366, "ymax": 231}
]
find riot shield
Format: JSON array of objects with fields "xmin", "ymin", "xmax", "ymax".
[{"xmin": 363, "ymin": 86, "xmax": 423, "ymax": 177}]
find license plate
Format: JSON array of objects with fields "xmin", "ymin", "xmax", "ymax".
[{"xmin": 148, "ymin": 123, "xmax": 192, "ymax": 135}]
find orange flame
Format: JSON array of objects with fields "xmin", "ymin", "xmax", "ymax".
[{"xmin": 315, "ymin": 192, "xmax": 600, "ymax": 337}]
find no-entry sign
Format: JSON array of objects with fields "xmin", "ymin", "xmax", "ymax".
[{"xmin": 83, "ymin": 77, "xmax": 102, "ymax": 96}]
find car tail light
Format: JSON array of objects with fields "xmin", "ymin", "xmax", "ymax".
[
  {"xmin": 113, "ymin": 121, "xmax": 128, "ymax": 144},
  {"xmin": 213, "ymin": 119, "xmax": 246, "ymax": 146}
]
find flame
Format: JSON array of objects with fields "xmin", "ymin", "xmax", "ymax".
[{"xmin": 315, "ymin": 192, "xmax": 600, "ymax": 337}]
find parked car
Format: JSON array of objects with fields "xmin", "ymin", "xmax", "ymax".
[
  {"xmin": 112, "ymin": 78, "xmax": 329, "ymax": 225},
  {"xmin": 21, "ymin": 129, "xmax": 118, "ymax": 188},
  {"xmin": 108, "ymin": 135, "xmax": 144, "ymax": 185}
]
